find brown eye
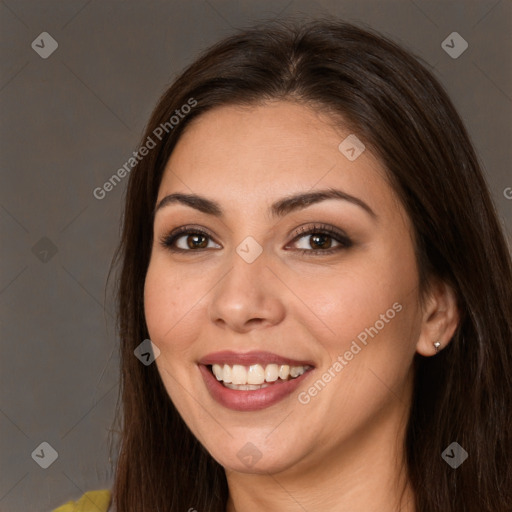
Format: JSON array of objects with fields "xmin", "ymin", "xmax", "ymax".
[
  {"xmin": 160, "ymin": 226, "xmax": 220, "ymax": 252},
  {"xmin": 308, "ymin": 233, "xmax": 335, "ymax": 250},
  {"xmin": 184, "ymin": 233, "xmax": 209, "ymax": 249},
  {"xmin": 290, "ymin": 224, "xmax": 353, "ymax": 255}
]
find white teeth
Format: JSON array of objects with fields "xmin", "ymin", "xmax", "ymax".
[
  {"xmin": 224, "ymin": 382, "xmax": 270, "ymax": 390},
  {"xmin": 222, "ymin": 364, "xmax": 232, "ymax": 383},
  {"xmin": 290, "ymin": 366, "xmax": 304, "ymax": 378},
  {"xmin": 231, "ymin": 364, "xmax": 247, "ymax": 385},
  {"xmin": 279, "ymin": 365, "xmax": 290, "ymax": 380},
  {"xmin": 212, "ymin": 364, "xmax": 223, "ymax": 380},
  {"xmin": 247, "ymin": 364, "xmax": 265, "ymax": 385},
  {"xmin": 265, "ymin": 364, "xmax": 279, "ymax": 382},
  {"xmin": 209, "ymin": 362, "xmax": 309, "ymax": 386}
]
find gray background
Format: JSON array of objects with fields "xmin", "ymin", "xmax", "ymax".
[{"xmin": 0, "ymin": 1, "xmax": 510, "ymax": 511}]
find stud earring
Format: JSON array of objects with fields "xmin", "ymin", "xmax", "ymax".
[{"xmin": 433, "ymin": 341, "xmax": 441, "ymax": 354}]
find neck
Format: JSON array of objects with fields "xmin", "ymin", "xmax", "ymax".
[{"xmin": 225, "ymin": 384, "xmax": 415, "ymax": 512}]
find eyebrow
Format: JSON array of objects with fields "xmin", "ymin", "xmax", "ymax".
[{"xmin": 154, "ymin": 188, "xmax": 377, "ymax": 220}]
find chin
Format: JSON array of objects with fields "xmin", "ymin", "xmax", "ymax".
[{"xmin": 204, "ymin": 434, "xmax": 307, "ymax": 476}]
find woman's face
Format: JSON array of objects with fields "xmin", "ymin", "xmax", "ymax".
[{"xmin": 144, "ymin": 101, "xmax": 425, "ymax": 475}]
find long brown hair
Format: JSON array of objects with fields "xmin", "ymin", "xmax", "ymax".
[{"xmin": 108, "ymin": 18, "xmax": 512, "ymax": 511}]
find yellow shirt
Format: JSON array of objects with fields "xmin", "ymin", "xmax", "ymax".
[{"xmin": 52, "ymin": 489, "xmax": 111, "ymax": 512}]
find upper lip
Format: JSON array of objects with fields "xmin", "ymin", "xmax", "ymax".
[{"xmin": 198, "ymin": 350, "xmax": 315, "ymax": 367}]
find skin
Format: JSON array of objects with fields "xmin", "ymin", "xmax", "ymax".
[{"xmin": 144, "ymin": 101, "xmax": 459, "ymax": 511}]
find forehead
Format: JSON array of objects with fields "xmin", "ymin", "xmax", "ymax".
[{"xmin": 158, "ymin": 101, "xmax": 403, "ymax": 224}]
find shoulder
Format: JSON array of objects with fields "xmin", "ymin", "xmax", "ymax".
[{"xmin": 52, "ymin": 489, "xmax": 111, "ymax": 512}]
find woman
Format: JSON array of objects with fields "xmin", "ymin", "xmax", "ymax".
[{"xmin": 54, "ymin": 18, "xmax": 512, "ymax": 512}]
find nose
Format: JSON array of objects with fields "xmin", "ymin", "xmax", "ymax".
[{"xmin": 207, "ymin": 248, "xmax": 286, "ymax": 333}]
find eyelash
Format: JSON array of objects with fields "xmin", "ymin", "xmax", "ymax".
[{"xmin": 159, "ymin": 223, "xmax": 353, "ymax": 256}]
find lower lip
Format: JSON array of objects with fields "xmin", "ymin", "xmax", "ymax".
[{"xmin": 199, "ymin": 364, "xmax": 313, "ymax": 411}]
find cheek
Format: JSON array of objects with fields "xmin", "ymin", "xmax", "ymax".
[
  {"xmin": 144, "ymin": 255, "xmax": 215, "ymax": 368},
  {"xmin": 306, "ymin": 241, "xmax": 420, "ymax": 399},
  {"xmin": 144, "ymin": 263, "xmax": 170, "ymax": 338},
  {"xmin": 304, "ymin": 255, "xmax": 415, "ymax": 350},
  {"xmin": 144, "ymin": 257, "xmax": 187, "ymax": 348},
  {"xmin": 143, "ymin": 257, "xmax": 215, "ymax": 441}
]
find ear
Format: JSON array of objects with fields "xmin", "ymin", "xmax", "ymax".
[{"xmin": 416, "ymin": 278, "xmax": 459, "ymax": 357}]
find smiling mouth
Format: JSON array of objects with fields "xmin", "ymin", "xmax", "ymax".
[{"xmin": 208, "ymin": 363, "xmax": 313, "ymax": 390}]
